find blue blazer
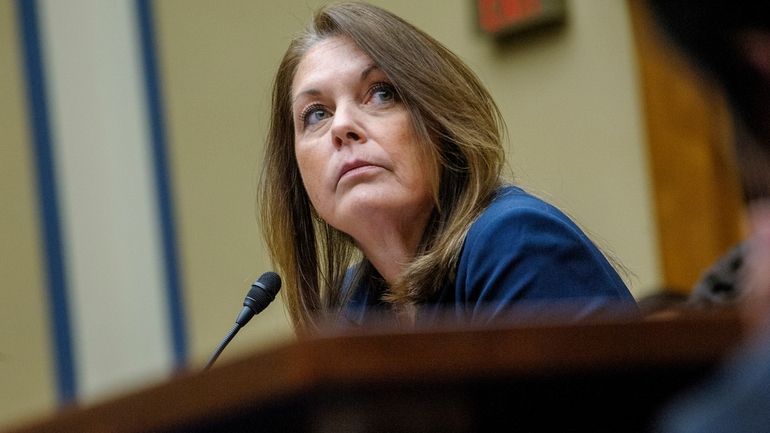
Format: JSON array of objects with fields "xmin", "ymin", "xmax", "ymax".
[{"xmin": 345, "ymin": 186, "xmax": 637, "ymax": 325}]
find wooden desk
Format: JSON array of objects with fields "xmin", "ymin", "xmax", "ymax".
[{"xmin": 4, "ymin": 310, "xmax": 743, "ymax": 433}]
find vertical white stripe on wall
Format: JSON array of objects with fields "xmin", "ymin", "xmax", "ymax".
[{"xmin": 38, "ymin": 0, "xmax": 172, "ymax": 400}]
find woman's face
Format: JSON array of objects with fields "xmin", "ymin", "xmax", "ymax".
[{"xmin": 291, "ymin": 36, "xmax": 435, "ymax": 240}]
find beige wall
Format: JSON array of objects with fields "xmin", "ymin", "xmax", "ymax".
[
  {"xmin": 0, "ymin": 0, "xmax": 57, "ymax": 427},
  {"xmin": 0, "ymin": 0, "xmax": 660, "ymax": 427}
]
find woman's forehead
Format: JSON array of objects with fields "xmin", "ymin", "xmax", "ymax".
[{"xmin": 291, "ymin": 37, "xmax": 380, "ymax": 101}]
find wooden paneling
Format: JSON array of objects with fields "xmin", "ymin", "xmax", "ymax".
[{"xmin": 627, "ymin": 0, "xmax": 746, "ymax": 293}]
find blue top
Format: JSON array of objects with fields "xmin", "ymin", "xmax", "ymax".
[{"xmin": 344, "ymin": 186, "xmax": 637, "ymax": 325}]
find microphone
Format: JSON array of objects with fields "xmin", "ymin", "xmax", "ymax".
[{"xmin": 204, "ymin": 272, "xmax": 282, "ymax": 371}]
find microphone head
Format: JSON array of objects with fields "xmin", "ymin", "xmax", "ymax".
[
  {"xmin": 254, "ymin": 271, "xmax": 282, "ymax": 296},
  {"xmin": 243, "ymin": 272, "xmax": 282, "ymax": 315}
]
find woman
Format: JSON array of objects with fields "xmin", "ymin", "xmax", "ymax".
[{"xmin": 259, "ymin": 2, "xmax": 636, "ymax": 331}]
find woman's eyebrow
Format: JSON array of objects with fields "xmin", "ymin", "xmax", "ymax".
[
  {"xmin": 360, "ymin": 63, "xmax": 379, "ymax": 80},
  {"xmin": 292, "ymin": 88, "xmax": 321, "ymax": 106},
  {"xmin": 292, "ymin": 63, "xmax": 381, "ymax": 106}
]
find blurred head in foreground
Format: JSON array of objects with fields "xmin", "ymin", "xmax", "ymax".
[{"xmin": 647, "ymin": 0, "xmax": 770, "ymax": 329}]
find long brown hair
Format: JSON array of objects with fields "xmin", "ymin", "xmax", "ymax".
[{"xmin": 259, "ymin": 2, "xmax": 506, "ymax": 331}]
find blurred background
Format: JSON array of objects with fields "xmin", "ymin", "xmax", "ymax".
[{"xmin": 0, "ymin": 0, "xmax": 744, "ymax": 429}]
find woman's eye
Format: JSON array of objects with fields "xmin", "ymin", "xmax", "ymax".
[
  {"xmin": 300, "ymin": 105, "xmax": 329, "ymax": 127},
  {"xmin": 370, "ymin": 83, "xmax": 397, "ymax": 104}
]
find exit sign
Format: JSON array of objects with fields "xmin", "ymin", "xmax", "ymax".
[{"xmin": 477, "ymin": 0, "xmax": 566, "ymax": 36}]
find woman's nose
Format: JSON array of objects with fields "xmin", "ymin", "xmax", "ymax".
[{"xmin": 331, "ymin": 104, "xmax": 366, "ymax": 147}]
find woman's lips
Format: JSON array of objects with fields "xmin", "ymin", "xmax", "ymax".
[{"xmin": 338, "ymin": 160, "xmax": 380, "ymax": 183}]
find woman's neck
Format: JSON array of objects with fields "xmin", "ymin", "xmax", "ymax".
[{"xmin": 351, "ymin": 210, "xmax": 431, "ymax": 286}]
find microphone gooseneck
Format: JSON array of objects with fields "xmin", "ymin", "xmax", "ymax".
[{"xmin": 204, "ymin": 272, "xmax": 282, "ymax": 371}]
